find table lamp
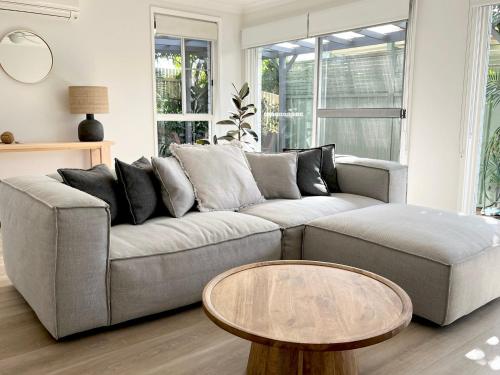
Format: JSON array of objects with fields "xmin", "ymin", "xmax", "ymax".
[{"xmin": 69, "ymin": 86, "xmax": 109, "ymax": 142}]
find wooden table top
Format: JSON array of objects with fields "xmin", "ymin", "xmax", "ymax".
[{"xmin": 203, "ymin": 260, "xmax": 412, "ymax": 351}]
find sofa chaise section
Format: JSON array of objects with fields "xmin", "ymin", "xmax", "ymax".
[
  {"xmin": 109, "ymin": 212, "xmax": 281, "ymax": 324},
  {"xmin": 0, "ymin": 176, "xmax": 110, "ymax": 339},
  {"xmin": 303, "ymin": 204, "xmax": 500, "ymax": 325}
]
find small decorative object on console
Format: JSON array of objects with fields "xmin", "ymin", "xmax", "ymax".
[
  {"xmin": 69, "ymin": 86, "xmax": 109, "ymax": 142},
  {"xmin": 0, "ymin": 131, "xmax": 14, "ymax": 144}
]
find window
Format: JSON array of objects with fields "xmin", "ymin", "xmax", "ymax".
[
  {"xmin": 257, "ymin": 21, "xmax": 408, "ymax": 160},
  {"xmin": 153, "ymin": 13, "xmax": 216, "ymax": 156},
  {"xmin": 260, "ymin": 39, "xmax": 315, "ymax": 152}
]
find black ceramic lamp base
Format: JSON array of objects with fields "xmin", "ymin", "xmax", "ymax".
[{"xmin": 78, "ymin": 114, "xmax": 104, "ymax": 142}]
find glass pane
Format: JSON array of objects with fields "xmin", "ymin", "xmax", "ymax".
[
  {"xmin": 318, "ymin": 118, "xmax": 401, "ymax": 161},
  {"xmin": 477, "ymin": 5, "xmax": 500, "ymax": 216},
  {"xmin": 319, "ymin": 22, "xmax": 406, "ymax": 109},
  {"xmin": 185, "ymin": 39, "xmax": 211, "ymax": 114},
  {"xmin": 155, "ymin": 36, "xmax": 182, "ymax": 114},
  {"xmin": 157, "ymin": 121, "xmax": 209, "ymax": 156},
  {"xmin": 260, "ymin": 38, "xmax": 315, "ymax": 152}
]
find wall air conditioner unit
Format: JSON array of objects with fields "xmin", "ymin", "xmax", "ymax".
[{"xmin": 0, "ymin": 0, "xmax": 79, "ymax": 21}]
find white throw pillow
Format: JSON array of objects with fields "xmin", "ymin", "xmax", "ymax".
[{"xmin": 170, "ymin": 144, "xmax": 265, "ymax": 212}]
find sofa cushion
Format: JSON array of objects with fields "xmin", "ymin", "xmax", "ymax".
[
  {"xmin": 57, "ymin": 164, "xmax": 124, "ymax": 225},
  {"xmin": 240, "ymin": 194, "xmax": 383, "ymax": 259},
  {"xmin": 245, "ymin": 152, "xmax": 301, "ymax": 199},
  {"xmin": 170, "ymin": 144, "xmax": 264, "ymax": 212},
  {"xmin": 286, "ymin": 144, "xmax": 339, "ymax": 193},
  {"xmin": 241, "ymin": 194, "xmax": 383, "ymax": 229},
  {"xmin": 115, "ymin": 157, "xmax": 164, "ymax": 225},
  {"xmin": 109, "ymin": 211, "xmax": 281, "ymax": 323},
  {"xmin": 303, "ymin": 204, "xmax": 500, "ymax": 325},
  {"xmin": 151, "ymin": 156, "xmax": 195, "ymax": 218},
  {"xmin": 284, "ymin": 148, "xmax": 329, "ymax": 196},
  {"xmin": 110, "ymin": 211, "xmax": 280, "ymax": 260}
]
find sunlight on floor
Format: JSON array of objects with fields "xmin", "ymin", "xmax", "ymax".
[{"xmin": 465, "ymin": 336, "xmax": 500, "ymax": 371}]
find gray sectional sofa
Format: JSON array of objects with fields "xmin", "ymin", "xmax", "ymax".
[
  {"xmin": 0, "ymin": 156, "xmax": 406, "ymax": 339},
  {"xmin": 7, "ymin": 152, "xmax": 499, "ymax": 340}
]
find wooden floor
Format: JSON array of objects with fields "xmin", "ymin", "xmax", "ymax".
[{"xmin": 1, "ymin": 238, "xmax": 500, "ymax": 374}]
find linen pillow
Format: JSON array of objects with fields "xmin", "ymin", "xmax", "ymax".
[
  {"xmin": 57, "ymin": 164, "xmax": 123, "ymax": 225},
  {"xmin": 115, "ymin": 157, "xmax": 164, "ymax": 225},
  {"xmin": 151, "ymin": 156, "xmax": 195, "ymax": 217},
  {"xmin": 170, "ymin": 144, "xmax": 264, "ymax": 212},
  {"xmin": 245, "ymin": 152, "xmax": 301, "ymax": 199},
  {"xmin": 284, "ymin": 148, "xmax": 329, "ymax": 196}
]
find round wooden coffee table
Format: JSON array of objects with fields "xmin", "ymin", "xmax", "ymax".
[{"xmin": 202, "ymin": 260, "xmax": 412, "ymax": 375}]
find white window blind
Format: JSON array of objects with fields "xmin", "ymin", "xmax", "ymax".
[
  {"xmin": 241, "ymin": 14, "xmax": 307, "ymax": 49},
  {"xmin": 308, "ymin": 0, "xmax": 410, "ymax": 37},
  {"xmin": 155, "ymin": 14, "xmax": 218, "ymax": 41}
]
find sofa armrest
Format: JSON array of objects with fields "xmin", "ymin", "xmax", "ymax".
[
  {"xmin": 0, "ymin": 176, "xmax": 110, "ymax": 339},
  {"xmin": 335, "ymin": 156, "xmax": 408, "ymax": 203}
]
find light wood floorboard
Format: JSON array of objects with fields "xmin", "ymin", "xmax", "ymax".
[{"xmin": 1, "ymin": 237, "xmax": 499, "ymax": 374}]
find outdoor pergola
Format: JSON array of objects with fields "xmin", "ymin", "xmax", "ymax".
[{"xmin": 261, "ymin": 21, "xmax": 407, "ymax": 58}]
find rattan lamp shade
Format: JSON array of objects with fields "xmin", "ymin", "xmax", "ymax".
[{"xmin": 69, "ymin": 86, "xmax": 109, "ymax": 114}]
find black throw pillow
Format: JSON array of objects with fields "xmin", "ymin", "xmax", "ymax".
[
  {"xmin": 319, "ymin": 144, "xmax": 340, "ymax": 193},
  {"xmin": 57, "ymin": 164, "xmax": 123, "ymax": 225},
  {"xmin": 285, "ymin": 144, "xmax": 340, "ymax": 194},
  {"xmin": 115, "ymin": 157, "xmax": 164, "ymax": 225},
  {"xmin": 284, "ymin": 148, "xmax": 329, "ymax": 196}
]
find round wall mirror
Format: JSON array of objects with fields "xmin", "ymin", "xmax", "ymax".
[{"xmin": 0, "ymin": 30, "xmax": 53, "ymax": 84}]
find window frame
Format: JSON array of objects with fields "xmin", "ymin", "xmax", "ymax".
[{"xmin": 150, "ymin": 8, "xmax": 220, "ymax": 155}]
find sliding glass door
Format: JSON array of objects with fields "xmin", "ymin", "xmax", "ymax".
[
  {"xmin": 478, "ymin": 5, "xmax": 500, "ymax": 216},
  {"xmin": 257, "ymin": 21, "xmax": 408, "ymax": 161},
  {"xmin": 260, "ymin": 39, "xmax": 316, "ymax": 152}
]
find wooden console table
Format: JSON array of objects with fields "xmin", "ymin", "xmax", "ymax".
[{"xmin": 0, "ymin": 141, "xmax": 113, "ymax": 167}]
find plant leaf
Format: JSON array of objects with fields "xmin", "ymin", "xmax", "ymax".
[
  {"xmin": 196, "ymin": 139, "xmax": 210, "ymax": 145},
  {"xmin": 218, "ymin": 135, "xmax": 235, "ymax": 141},
  {"xmin": 232, "ymin": 97, "xmax": 241, "ymax": 110},
  {"xmin": 216, "ymin": 119, "xmax": 236, "ymax": 125},
  {"xmin": 242, "ymin": 112, "xmax": 255, "ymax": 119},
  {"xmin": 240, "ymin": 122, "xmax": 251, "ymax": 129},
  {"xmin": 239, "ymin": 82, "xmax": 249, "ymax": 100},
  {"xmin": 246, "ymin": 129, "xmax": 259, "ymax": 142},
  {"xmin": 226, "ymin": 130, "xmax": 240, "ymax": 136},
  {"xmin": 213, "ymin": 135, "xmax": 218, "ymax": 144}
]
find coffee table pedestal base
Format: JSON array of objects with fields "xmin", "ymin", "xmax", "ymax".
[{"xmin": 247, "ymin": 343, "xmax": 358, "ymax": 375}]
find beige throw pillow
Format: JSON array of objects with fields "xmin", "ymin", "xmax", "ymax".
[
  {"xmin": 245, "ymin": 152, "xmax": 301, "ymax": 199},
  {"xmin": 170, "ymin": 144, "xmax": 265, "ymax": 212},
  {"xmin": 151, "ymin": 156, "xmax": 195, "ymax": 217}
]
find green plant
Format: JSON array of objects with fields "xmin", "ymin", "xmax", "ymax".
[
  {"xmin": 197, "ymin": 83, "xmax": 258, "ymax": 146},
  {"xmin": 217, "ymin": 83, "xmax": 258, "ymax": 143},
  {"xmin": 481, "ymin": 68, "xmax": 500, "ymax": 214},
  {"xmin": 480, "ymin": 126, "xmax": 500, "ymax": 214}
]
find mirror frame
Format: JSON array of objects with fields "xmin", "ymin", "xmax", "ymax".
[{"xmin": 0, "ymin": 29, "xmax": 54, "ymax": 84}]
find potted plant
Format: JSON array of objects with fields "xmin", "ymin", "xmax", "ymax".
[{"xmin": 197, "ymin": 83, "xmax": 258, "ymax": 148}]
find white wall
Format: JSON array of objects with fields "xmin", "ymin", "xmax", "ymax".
[
  {"xmin": 0, "ymin": 0, "xmax": 242, "ymax": 178},
  {"xmin": 243, "ymin": 0, "xmax": 472, "ymax": 212}
]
